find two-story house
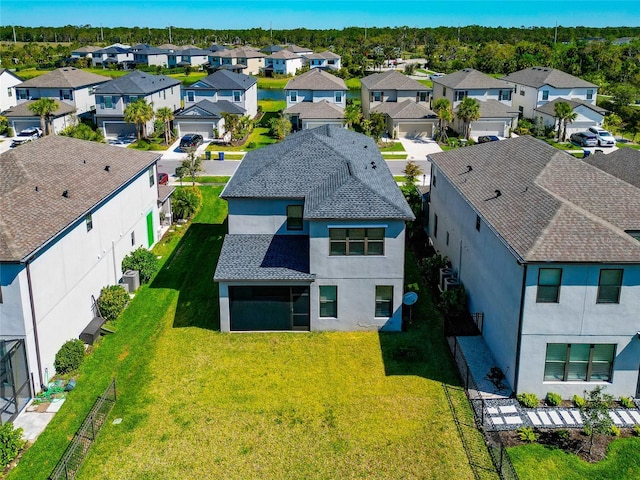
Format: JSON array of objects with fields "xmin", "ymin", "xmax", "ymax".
[
  {"xmin": 0, "ymin": 68, "xmax": 23, "ymax": 112},
  {"xmin": 0, "ymin": 136, "xmax": 162, "ymax": 422},
  {"xmin": 361, "ymin": 70, "xmax": 435, "ymax": 138},
  {"xmin": 264, "ymin": 49, "xmax": 304, "ymax": 76},
  {"xmin": 131, "ymin": 45, "xmax": 170, "ymax": 68},
  {"xmin": 70, "ymin": 46, "xmax": 101, "ymax": 60},
  {"xmin": 303, "ymin": 51, "xmax": 342, "ymax": 71},
  {"xmin": 176, "ymin": 48, "xmax": 210, "ymax": 69},
  {"xmin": 427, "ymin": 136, "xmax": 640, "ymax": 398},
  {"xmin": 431, "ymin": 68, "xmax": 519, "ymax": 138},
  {"xmin": 91, "ymin": 46, "xmax": 134, "ymax": 68},
  {"xmin": 208, "ymin": 48, "xmax": 266, "ymax": 76},
  {"xmin": 285, "ymin": 44, "xmax": 314, "ymax": 56},
  {"xmin": 502, "ymin": 66, "xmax": 599, "ymax": 119},
  {"xmin": 214, "ymin": 125, "xmax": 414, "ymax": 332},
  {"xmin": 283, "ymin": 69, "xmax": 347, "ymax": 130},
  {"xmin": 534, "ymin": 98, "xmax": 608, "ymax": 137},
  {"xmin": 93, "ymin": 71, "xmax": 181, "ymax": 138}
]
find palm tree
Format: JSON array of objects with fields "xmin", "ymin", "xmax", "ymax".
[
  {"xmin": 553, "ymin": 101, "xmax": 578, "ymax": 142},
  {"xmin": 432, "ymin": 98, "xmax": 453, "ymax": 143},
  {"xmin": 155, "ymin": 107, "xmax": 174, "ymax": 145},
  {"xmin": 28, "ymin": 98, "xmax": 59, "ymax": 136},
  {"xmin": 124, "ymin": 99, "xmax": 154, "ymax": 141},
  {"xmin": 343, "ymin": 104, "xmax": 362, "ymax": 130},
  {"xmin": 455, "ymin": 97, "xmax": 480, "ymax": 140}
]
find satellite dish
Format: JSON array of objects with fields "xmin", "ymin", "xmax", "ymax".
[{"xmin": 403, "ymin": 292, "xmax": 418, "ymax": 306}]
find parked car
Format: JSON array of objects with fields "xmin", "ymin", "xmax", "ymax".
[
  {"xmin": 477, "ymin": 135, "xmax": 500, "ymax": 143},
  {"xmin": 570, "ymin": 131, "xmax": 598, "ymax": 147},
  {"xmin": 157, "ymin": 172, "xmax": 169, "ymax": 185},
  {"xmin": 587, "ymin": 127, "xmax": 616, "ymax": 147},
  {"xmin": 430, "ymin": 73, "xmax": 445, "ymax": 80},
  {"xmin": 179, "ymin": 134, "xmax": 203, "ymax": 151},
  {"xmin": 11, "ymin": 127, "xmax": 42, "ymax": 147}
]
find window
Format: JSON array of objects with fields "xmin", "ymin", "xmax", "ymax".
[
  {"xmin": 85, "ymin": 213, "xmax": 93, "ymax": 232},
  {"xmin": 59, "ymin": 89, "xmax": 72, "ymax": 100},
  {"xmin": 329, "ymin": 228, "xmax": 384, "ymax": 256},
  {"xmin": 163, "ymin": 90, "xmax": 166, "ymax": 100},
  {"xmin": 597, "ymin": 269, "xmax": 623, "ymax": 304},
  {"xmin": 286, "ymin": 205, "xmax": 303, "ymax": 231},
  {"xmin": 586, "ymin": 89, "xmax": 594, "ymax": 100},
  {"xmin": 290, "ymin": 90, "xmax": 297, "ymax": 102},
  {"xmin": 455, "ymin": 90, "xmax": 468, "ymax": 101},
  {"xmin": 372, "ymin": 91, "xmax": 382, "ymax": 102},
  {"xmin": 186, "ymin": 91, "xmax": 195, "ymax": 102},
  {"xmin": 104, "ymin": 96, "xmax": 113, "ymax": 109},
  {"xmin": 442, "ymin": 87, "xmax": 447, "ymax": 96},
  {"xmin": 432, "ymin": 173, "xmax": 436, "ymax": 187},
  {"xmin": 335, "ymin": 91, "xmax": 342, "ymax": 103},
  {"xmin": 519, "ymin": 90, "xmax": 525, "ymax": 96},
  {"xmin": 375, "ymin": 286, "xmax": 393, "ymax": 317},
  {"xmin": 446, "ymin": 231, "xmax": 450, "ymax": 246},
  {"xmin": 233, "ymin": 90, "xmax": 241, "ymax": 102},
  {"xmin": 537, "ymin": 268, "xmax": 562, "ymax": 303},
  {"xmin": 319, "ymin": 286, "xmax": 337, "ymax": 317},
  {"xmin": 433, "ymin": 214, "xmax": 438, "ymax": 238},
  {"xmin": 626, "ymin": 230, "xmax": 640, "ymax": 242},
  {"xmin": 17, "ymin": 89, "xmax": 29, "ymax": 100},
  {"xmin": 499, "ymin": 89, "xmax": 512, "ymax": 101},
  {"xmin": 131, "ymin": 231, "xmax": 135, "ymax": 246},
  {"xmin": 417, "ymin": 91, "xmax": 428, "ymax": 102},
  {"xmin": 542, "ymin": 90, "xmax": 549, "ymax": 101},
  {"xmin": 544, "ymin": 343, "xmax": 615, "ymax": 382},
  {"xmin": 148, "ymin": 167, "xmax": 155, "ymax": 187},
  {"xmin": 8, "ymin": 87, "xmax": 12, "ymax": 97},
  {"xmin": 475, "ymin": 215, "xmax": 481, "ymax": 231}
]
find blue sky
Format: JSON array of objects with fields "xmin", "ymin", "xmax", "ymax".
[{"xmin": 2, "ymin": 1, "xmax": 639, "ymax": 30}]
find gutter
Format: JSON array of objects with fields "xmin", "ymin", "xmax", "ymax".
[
  {"xmin": 512, "ymin": 263, "xmax": 527, "ymax": 393},
  {"xmin": 25, "ymin": 259, "xmax": 44, "ymax": 389}
]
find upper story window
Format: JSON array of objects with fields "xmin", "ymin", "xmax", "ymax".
[
  {"xmin": 475, "ymin": 215, "xmax": 481, "ymax": 231},
  {"xmin": 17, "ymin": 89, "xmax": 29, "ymax": 100},
  {"xmin": 541, "ymin": 90, "xmax": 549, "ymax": 101},
  {"xmin": 290, "ymin": 90, "xmax": 297, "ymax": 102},
  {"xmin": 597, "ymin": 269, "xmax": 623, "ymax": 304},
  {"xmin": 104, "ymin": 96, "xmax": 114, "ymax": 109},
  {"xmin": 586, "ymin": 89, "xmax": 594, "ymax": 100},
  {"xmin": 442, "ymin": 87, "xmax": 447, "ymax": 96},
  {"xmin": 417, "ymin": 91, "xmax": 428, "ymax": 102},
  {"xmin": 372, "ymin": 91, "xmax": 382, "ymax": 102},
  {"xmin": 335, "ymin": 91, "xmax": 342, "ymax": 103},
  {"xmin": 59, "ymin": 89, "xmax": 73, "ymax": 100},
  {"xmin": 7, "ymin": 87, "xmax": 12, "ymax": 97},
  {"xmin": 329, "ymin": 228, "xmax": 384, "ymax": 256},
  {"xmin": 186, "ymin": 91, "xmax": 195, "ymax": 102},
  {"xmin": 85, "ymin": 213, "xmax": 93, "ymax": 232},
  {"xmin": 537, "ymin": 268, "xmax": 562, "ymax": 303},
  {"xmin": 544, "ymin": 343, "xmax": 615, "ymax": 382},
  {"xmin": 148, "ymin": 167, "xmax": 155, "ymax": 187},
  {"xmin": 499, "ymin": 89, "xmax": 512, "ymax": 101},
  {"xmin": 455, "ymin": 90, "xmax": 468, "ymax": 101},
  {"xmin": 520, "ymin": 89, "xmax": 525, "ymax": 96},
  {"xmin": 286, "ymin": 205, "xmax": 303, "ymax": 231},
  {"xmin": 233, "ymin": 90, "xmax": 241, "ymax": 102}
]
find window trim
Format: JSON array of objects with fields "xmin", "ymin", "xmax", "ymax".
[
  {"xmin": 597, "ymin": 269, "xmax": 623, "ymax": 304},
  {"xmin": 375, "ymin": 285, "xmax": 394, "ymax": 318},
  {"xmin": 286, "ymin": 205, "xmax": 303, "ymax": 231},
  {"xmin": 319, "ymin": 285, "xmax": 337, "ymax": 318},
  {"xmin": 536, "ymin": 268, "xmax": 562, "ymax": 303},
  {"xmin": 329, "ymin": 227, "xmax": 385, "ymax": 256}
]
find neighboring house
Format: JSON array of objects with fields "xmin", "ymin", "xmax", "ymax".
[
  {"xmin": 93, "ymin": 71, "xmax": 181, "ymax": 137},
  {"xmin": 91, "ymin": 46, "xmax": 134, "ymax": 67},
  {"xmin": 427, "ymin": 136, "xmax": 640, "ymax": 398},
  {"xmin": 182, "ymin": 70, "xmax": 258, "ymax": 118},
  {"xmin": 0, "ymin": 68, "xmax": 23, "ymax": 112},
  {"xmin": 584, "ymin": 147, "xmax": 640, "ymax": 184},
  {"xmin": 361, "ymin": 70, "xmax": 435, "ymax": 138},
  {"xmin": 132, "ymin": 45, "xmax": 170, "ymax": 67},
  {"xmin": 261, "ymin": 45, "xmax": 283, "ymax": 55},
  {"xmin": 208, "ymin": 48, "xmax": 266, "ymax": 75},
  {"xmin": 303, "ymin": 51, "xmax": 342, "ymax": 71},
  {"xmin": 285, "ymin": 44, "xmax": 314, "ymax": 56},
  {"xmin": 70, "ymin": 46, "xmax": 101, "ymax": 59},
  {"xmin": 534, "ymin": 98, "xmax": 607, "ymax": 137},
  {"xmin": 176, "ymin": 48, "xmax": 210, "ymax": 68},
  {"xmin": 502, "ymin": 66, "xmax": 598, "ymax": 119},
  {"xmin": 0, "ymin": 136, "xmax": 162, "ymax": 422},
  {"xmin": 264, "ymin": 49, "xmax": 304, "ymax": 76},
  {"xmin": 432, "ymin": 68, "xmax": 518, "ymax": 137},
  {"xmin": 214, "ymin": 125, "xmax": 414, "ymax": 332},
  {"xmin": 4, "ymin": 100, "xmax": 77, "ymax": 134},
  {"xmin": 14, "ymin": 67, "xmax": 111, "ymax": 116},
  {"xmin": 174, "ymin": 100, "xmax": 245, "ymax": 139}
]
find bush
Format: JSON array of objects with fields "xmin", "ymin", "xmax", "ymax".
[
  {"xmin": 54, "ymin": 339, "xmax": 85, "ymax": 374},
  {"xmin": 620, "ymin": 396, "xmax": 635, "ymax": 409},
  {"xmin": 517, "ymin": 392, "xmax": 540, "ymax": 408},
  {"xmin": 121, "ymin": 247, "xmax": 159, "ymax": 285},
  {"xmin": 0, "ymin": 423, "xmax": 25, "ymax": 469},
  {"xmin": 633, "ymin": 424, "xmax": 640, "ymax": 437},
  {"xmin": 173, "ymin": 186, "xmax": 202, "ymax": 220},
  {"xmin": 97, "ymin": 285, "xmax": 130, "ymax": 321},
  {"xmin": 608, "ymin": 425, "xmax": 621, "ymax": 437},
  {"xmin": 418, "ymin": 254, "xmax": 449, "ymax": 287},
  {"xmin": 516, "ymin": 426, "xmax": 539, "ymax": 443},
  {"xmin": 573, "ymin": 394, "xmax": 586, "ymax": 408},
  {"xmin": 438, "ymin": 286, "xmax": 468, "ymax": 319},
  {"xmin": 546, "ymin": 392, "xmax": 562, "ymax": 406}
]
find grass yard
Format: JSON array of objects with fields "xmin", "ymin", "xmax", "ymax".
[
  {"xmin": 379, "ymin": 142, "xmax": 406, "ymax": 152},
  {"xmin": 384, "ymin": 154, "xmax": 409, "ymax": 159},
  {"xmin": 257, "ymin": 76, "xmax": 290, "ymax": 89},
  {"xmin": 182, "ymin": 175, "xmax": 231, "ymax": 184},
  {"xmin": 9, "ymin": 186, "xmax": 486, "ymax": 480},
  {"xmin": 345, "ymin": 77, "xmax": 361, "ymax": 90},
  {"xmin": 417, "ymin": 79, "xmax": 433, "ymax": 88},
  {"xmin": 509, "ymin": 438, "xmax": 640, "ymax": 480},
  {"xmin": 167, "ymin": 72, "xmax": 208, "ymax": 85}
]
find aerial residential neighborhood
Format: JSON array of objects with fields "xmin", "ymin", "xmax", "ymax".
[{"xmin": 0, "ymin": 14, "xmax": 640, "ymax": 480}]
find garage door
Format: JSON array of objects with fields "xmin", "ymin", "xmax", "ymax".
[
  {"xmin": 470, "ymin": 121, "xmax": 505, "ymax": 137},
  {"xmin": 303, "ymin": 120, "xmax": 342, "ymax": 130},
  {"xmin": 229, "ymin": 286, "xmax": 310, "ymax": 331},
  {"xmin": 11, "ymin": 120, "xmax": 39, "ymax": 133},
  {"xmin": 177, "ymin": 122, "xmax": 215, "ymax": 140},
  {"xmin": 398, "ymin": 122, "xmax": 433, "ymax": 138},
  {"xmin": 103, "ymin": 122, "xmax": 136, "ymax": 137}
]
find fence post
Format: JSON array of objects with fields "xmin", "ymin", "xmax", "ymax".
[{"xmin": 500, "ymin": 445, "xmax": 504, "ymax": 471}]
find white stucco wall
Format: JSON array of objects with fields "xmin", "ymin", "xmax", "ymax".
[
  {"xmin": 0, "ymin": 71, "xmax": 22, "ymax": 112},
  {"xmin": 227, "ymin": 198, "xmax": 307, "ymax": 235}
]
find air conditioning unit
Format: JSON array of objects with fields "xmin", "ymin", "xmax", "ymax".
[
  {"xmin": 117, "ymin": 280, "xmax": 130, "ymax": 293},
  {"xmin": 444, "ymin": 277, "xmax": 461, "ymax": 291},
  {"xmin": 439, "ymin": 268, "xmax": 456, "ymax": 291},
  {"xmin": 121, "ymin": 269, "xmax": 140, "ymax": 292}
]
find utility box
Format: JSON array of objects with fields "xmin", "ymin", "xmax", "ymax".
[
  {"xmin": 80, "ymin": 316, "xmax": 106, "ymax": 345},
  {"xmin": 122, "ymin": 270, "xmax": 140, "ymax": 292}
]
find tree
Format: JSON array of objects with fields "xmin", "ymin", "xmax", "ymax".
[
  {"xmin": 402, "ymin": 160, "xmax": 424, "ymax": 186},
  {"xmin": 553, "ymin": 101, "xmax": 577, "ymax": 142},
  {"xmin": 59, "ymin": 122, "xmax": 104, "ymax": 142},
  {"xmin": 268, "ymin": 114, "xmax": 291, "ymax": 140},
  {"xmin": 27, "ymin": 97, "xmax": 59, "ymax": 135},
  {"xmin": 343, "ymin": 103, "xmax": 362, "ymax": 130},
  {"xmin": 455, "ymin": 97, "xmax": 480, "ymax": 140},
  {"xmin": 173, "ymin": 186, "xmax": 202, "ymax": 220},
  {"xmin": 579, "ymin": 386, "xmax": 614, "ymax": 456},
  {"xmin": 181, "ymin": 150, "xmax": 203, "ymax": 185},
  {"xmin": 124, "ymin": 99, "xmax": 154, "ymax": 141},
  {"xmin": 432, "ymin": 98, "xmax": 453, "ymax": 143},
  {"xmin": 121, "ymin": 247, "xmax": 159, "ymax": 284},
  {"xmin": 155, "ymin": 107, "xmax": 174, "ymax": 145},
  {"xmin": 369, "ymin": 112, "xmax": 387, "ymax": 141},
  {"xmin": 603, "ymin": 113, "xmax": 622, "ymax": 136}
]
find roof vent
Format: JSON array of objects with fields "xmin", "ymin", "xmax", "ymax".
[
  {"xmin": 104, "ymin": 165, "xmax": 111, "ymax": 172},
  {"xmin": 35, "ymin": 186, "xmax": 39, "ymax": 192},
  {"xmin": 495, "ymin": 189, "xmax": 502, "ymax": 198},
  {"xmin": 83, "ymin": 159, "xmax": 87, "ymax": 164},
  {"xmin": 62, "ymin": 190, "xmax": 70, "ymax": 198},
  {"xmin": 467, "ymin": 165, "xmax": 473, "ymax": 172}
]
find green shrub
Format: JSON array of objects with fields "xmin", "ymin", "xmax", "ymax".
[
  {"xmin": 620, "ymin": 396, "xmax": 635, "ymax": 409},
  {"xmin": 0, "ymin": 115, "xmax": 8, "ymax": 136},
  {"xmin": 516, "ymin": 426, "xmax": 539, "ymax": 443},
  {"xmin": 418, "ymin": 254, "xmax": 449, "ymax": 287},
  {"xmin": 97, "ymin": 285, "xmax": 130, "ymax": 321},
  {"xmin": 546, "ymin": 392, "xmax": 562, "ymax": 406},
  {"xmin": 7, "ymin": 127, "xmax": 15, "ymax": 137},
  {"xmin": 517, "ymin": 392, "xmax": 540, "ymax": 408},
  {"xmin": 0, "ymin": 422, "xmax": 26, "ymax": 468},
  {"xmin": 121, "ymin": 247, "xmax": 159, "ymax": 285},
  {"xmin": 573, "ymin": 394, "xmax": 586, "ymax": 408},
  {"xmin": 633, "ymin": 424, "xmax": 640, "ymax": 437},
  {"xmin": 173, "ymin": 186, "xmax": 203, "ymax": 220},
  {"xmin": 54, "ymin": 339, "xmax": 85, "ymax": 374},
  {"xmin": 438, "ymin": 286, "xmax": 468, "ymax": 319},
  {"xmin": 608, "ymin": 425, "xmax": 621, "ymax": 437}
]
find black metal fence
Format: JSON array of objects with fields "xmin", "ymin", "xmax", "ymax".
[
  {"xmin": 49, "ymin": 379, "xmax": 117, "ymax": 480},
  {"xmin": 446, "ymin": 336, "xmax": 519, "ymax": 480}
]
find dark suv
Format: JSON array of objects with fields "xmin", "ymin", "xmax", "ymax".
[{"xmin": 179, "ymin": 134, "xmax": 203, "ymax": 151}]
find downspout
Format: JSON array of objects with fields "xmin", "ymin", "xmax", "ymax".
[
  {"xmin": 25, "ymin": 260, "xmax": 44, "ymax": 389},
  {"xmin": 512, "ymin": 263, "xmax": 527, "ymax": 394}
]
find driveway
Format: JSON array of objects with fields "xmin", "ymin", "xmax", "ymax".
[{"xmin": 398, "ymin": 136, "xmax": 442, "ymax": 161}]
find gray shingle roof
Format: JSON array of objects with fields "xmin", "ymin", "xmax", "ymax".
[
  {"xmin": 268, "ymin": 49, "xmax": 302, "ymax": 60},
  {"xmin": 284, "ymin": 69, "xmax": 346, "ymax": 91},
  {"xmin": 17, "ymin": 67, "xmax": 111, "ymax": 89},
  {"xmin": 534, "ymin": 97, "xmax": 607, "ymax": 116},
  {"xmin": 584, "ymin": 148, "xmax": 640, "ymax": 189},
  {"xmin": 176, "ymin": 99, "xmax": 246, "ymax": 118},
  {"xmin": 215, "ymin": 47, "xmax": 266, "ymax": 59},
  {"xmin": 477, "ymin": 99, "xmax": 520, "ymax": 118},
  {"xmin": 361, "ymin": 70, "xmax": 429, "ymax": 91},
  {"xmin": 195, "ymin": 70, "xmax": 257, "ymax": 90},
  {"xmin": 285, "ymin": 44, "xmax": 313, "ymax": 53},
  {"xmin": 434, "ymin": 69, "xmax": 513, "ymax": 90},
  {"xmin": 3, "ymin": 99, "xmax": 76, "ymax": 118},
  {"xmin": 373, "ymin": 99, "xmax": 436, "ymax": 119},
  {"xmin": 93, "ymin": 71, "xmax": 180, "ymax": 95},
  {"xmin": 429, "ymin": 136, "xmax": 640, "ymax": 263},
  {"xmin": 284, "ymin": 100, "xmax": 344, "ymax": 119},
  {"xmin": 304, "ymin": 51, "xmax": 341, "ymax": 60},
  {"xmin": 94, "ymin": 46, "xmax": 130, "ymax": 54},
  {"xmin": 502, "ymin": 67, "xmax": 597, "ymax": 89},
  {"xmin": 222, "ymin": 125, "xmax": 414, "ymax": 221},
  {"xmin": 213, "ymin": 234, "xmax": 314, "ymax": 281},
  {"xmin": 180, "ymin": 48, "xmax": 210, "ymax": 56},
  {"xmin": 0, "ymin": 136, "xmax": 160, "ymax": 262}
]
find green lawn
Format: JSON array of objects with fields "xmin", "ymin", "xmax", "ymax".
[
  {"xmin": 379, "ymin": 141, "xmax": 406, "ymax": 152},
  {"xmin": 509, "ymin": 438, "xmax": 640, "ymax": 480},
  {"xmin": 384, "ymin": 154, "xmax": 409, "ymax": 159},
  {"xmin": 345, "ymin": 77, "xmax": 361, "ymax": 90},
  {"xmin": 418, "ymin": 79, "xmax": 433, "ymax": 88},
  {"xmin": 181, "ymin": 176, "xmax": 231, "ymax": 184},
  {"xmin": 167, "ymin": 72, "xmax": 208, "ymax": 85},
  {"xmin": 9, "ymin": 187, "xmax": 487, "ymax": 480},
  {"xmin": 257, "ymin": 76, "xmax": 291, "ymax": 89}
]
